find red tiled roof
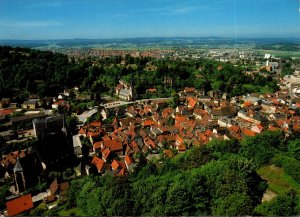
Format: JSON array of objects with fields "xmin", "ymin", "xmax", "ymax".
[
  {"xmin": 90, "ymin": 121, "xmax": 101, "ymax": 127},
  {"xmin": 103, "ymin": 139, "xmax": 123, "ymax": 152},
  {"xmin": 187, "ymin": 97, "xmax": 197, "ymax": 108},
  {"xmin": 111, "ymin": 159, "xmax": 120, "ymax": 170},
  {"xmin": 125, "ymin": 155, "xmax": 134, "ymax": 166},
  {"xmin": 184, "ymin": 87, "xmax": 195, "ymax": 93},
  {"xmin": 93, "ymin": 142, "xmax": 102, "ymax": 150},
  {"xmin": 87, "ymin": 131, "xmax": 101, "ymax": 138},
  {"xmin": 243, "ymin": 101, "xmax": 253, "ymax": 107},
  {"xmin": 176, "ymin": 135, "xmax": 184, "ymax": 144},
  {"xmin": 0, "ymin": 109, "xmax": 14, "ymax": 116},
  {"xmin": 162, "ymin": 107, "xmax": 174, "ymax": 118},
  {"xmin": 177, "ymin": 144, "xmax": 186, "ymax": 151},
  {"xmin": 6, "ymin": 194, "xmax": 33, "ymax": 216},
  {"xmin": 101, "ymin": 148, "xmax": 111, "ymax": 160},
  {"xmin": 91, "ymin": 156, "xmax": 105, "ymax": 172},
  {"xmin": 242, "ymin": 128, "xmax": 256, "ymax": 137},
  {"xmin": 145, "ymin": 139, "xmax": 156, "ymax": 149},
  {"xmin": 143, "ymin": 119, "xmax": 156, "ymax": 127},
  {"xmin": 228, "ymin": 125, "xmax": 240, "ymax": 134},
  {"xmin": 79, "ymin": 127, "xmax": 86, "ymax": 135}
]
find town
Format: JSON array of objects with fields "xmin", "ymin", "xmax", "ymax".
[{"xmin": 0, "ymin": 45, "xmax": 300, "ymax": 216}]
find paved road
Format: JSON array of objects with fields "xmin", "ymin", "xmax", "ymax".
[{"xmin": 103, "ymin": 97, "xmax": 173, "ymax": 109}]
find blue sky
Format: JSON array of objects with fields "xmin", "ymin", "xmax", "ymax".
[{"xmin": 0, "ymin": 0, "xmax": 300, "ymax": 39}]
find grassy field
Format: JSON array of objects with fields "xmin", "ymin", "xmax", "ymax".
[
  {"xmin": 257, "ymin": 165, "xmax": 300, "ymax": 195},
  {"xmin": 256, "ymin": 49, "xmax": 300, "ymax": 58}
]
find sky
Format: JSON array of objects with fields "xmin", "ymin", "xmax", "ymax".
[{"xmin": 0, "ymin": 0, "xmax": 300, "ymax": 40}]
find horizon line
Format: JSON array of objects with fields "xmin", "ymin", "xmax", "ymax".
[{"xmin": 1, "ymin": 36, "xmax": 300, "ymax": 41}]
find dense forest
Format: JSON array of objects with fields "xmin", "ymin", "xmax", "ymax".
[
  {"xmin": 35, "ymin": 130, "xmax": 300, "ymax": 216},
  {"xmin": 0, "ymin": 46, "xmax": 279, "ymax": 101}
]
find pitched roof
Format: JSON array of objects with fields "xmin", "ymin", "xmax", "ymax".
[
  {"xmin": 93, "ymin": 141, "xmax": 102, "ymax": 150},
  {"xmin": 6, "ymin": 194, "xmax": 33, "ymax": 216},
  {"xmin": 101, "ymin": 148, "xmax": 111, "ymax": 160},
  {"xmin": 184, "ymin": 87, "xmax": 195, "ymax": 93},
  {"xmin": 13, "ymin": 160, "xmax": 23, "ymax": 172},
  {"xmin": 242, "ymin": 128, "xmax": 256, "ymax": 137},
  {"xmin": 91, "ymin": 156, "xmax": 105, "ymax": 172},
  {"xmin": 143, "ymin": 119, "xmax": 156, "ymax": 127},
  {"xmin": 125, "ymin": 155, "xmax": 134, "ymax": 166},
  {"xmin": 111, "ymin": 159, "xmax": 120, "ymax": 170}
]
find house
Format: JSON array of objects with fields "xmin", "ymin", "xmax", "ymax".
[
  {"xmin": 115, "ymin": 80, "xmax": 133, "ymax": 101},
  {"xmin": 91, "ymin": 156, "xmax": 105, "ymax": 174},
  {"xmin": 125, "ymin": 155, "xmax": 135, "ymax": 172},
  {"xmin": 22, "ymin": 99, "xmax": 39, "ymax": 110},
  {"xmin": 6, "ymin": 194, "xmax": 34, "ymax": 216},
  {"xmin": 101, "ymin": 147, "xmax": 111, "ymax": 162},
  {"xmin": 184, "ymin": 87, "xmax": 196, "ymax": 95},
  {"xmin": 210, "ymin": 106, "xmax": 235, "ymax": 119}
]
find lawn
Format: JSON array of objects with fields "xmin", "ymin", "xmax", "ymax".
[{"xmin": 257, "ymin": 165, "xmax": 300, "ymax": 195}]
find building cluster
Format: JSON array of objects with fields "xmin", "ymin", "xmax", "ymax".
[{"xmin": 71, "ymin": 86, "xmax": 300, "ymax": 178}]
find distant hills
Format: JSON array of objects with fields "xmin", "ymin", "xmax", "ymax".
[{"xmin": 0, "ymin": 37, "xmax": 300, "ymax": 50}]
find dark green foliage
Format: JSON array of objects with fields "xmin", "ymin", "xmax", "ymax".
[
  {"xmin": 254, "ymin": 190, "xmax": 299, "ymax": 216},
  {"xmin": 0, "ymin": 46, "xmax": 280, "ymax": 100},
  {"xmin": 272, "ymin": 155, "xmax": 300, "ymax": 183},
  {"xmin": 68, "ymin": 141, "xmax": 267, "ymax": 216},
  {"xmin": 240, "ymin": 130, "xmax": 284, "ymax": 167}
]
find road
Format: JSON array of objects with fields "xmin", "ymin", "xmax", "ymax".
[{"xmin": 103, "ymin": 97, "xmax": 173, "ymax": 109}]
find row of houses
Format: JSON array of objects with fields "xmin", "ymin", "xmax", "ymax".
[{"xmin": 72, "ymin": 86, "xmax": 300, "ymax": 178}]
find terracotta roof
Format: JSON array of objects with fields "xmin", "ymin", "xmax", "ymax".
[
  {"xmin": 93, "ymin": 142, "xmax": 102, "ymax": 150},
  {"xmin": 162, "ymin": 107, "xmax": 174, "ymax": 118},
  {"xmin": 184, "ymin": 87, "xmax": 195, "ymax": 93},
  {"xmin": 125, "ymin": 155, "xmax": 134, "ymax": 166},
  {"xmin": 6, "ymin": 194, "xmax": 33, "ymax": 216},
  {"xmin": 145, "ymin": 139, "xmax": 156, "ymax": 149},
  {"xmin": 0, "ymin": 109, "xmax": 14, "ymax": 116},
  {"xmin": 111, "ymin": 159, "xmax": 120, "ymax": 170},
  {"xmin": 90, "ymin": 121, "xmax": 101, "ymax": 127},
  {"xmin": 187, "ymin": 97, "xmax": 197, "ymax": 108},
  {"xmin": 143, "ymin": 119, "xmax": 156, "ymax": 127},
  {"xmin": 177, "ymin": 143, "xmax": 186, "ymax": 151},
  {"xmin": 103, "ymin": 139, "xmax": 123, "ymax": 152},
  {"xmin": 163, "ymin": 150, "xmax": 174, "ymax": 158},
  {"xmin": 101, "ymin": 148, "xmax": 111, "ymax": 160},
  {"xmin": 79, "ymin": 127, "xmax": 86, "ymax": 135},
  {"xmin": 242, "ymin": 128, "xmax": 256, "ymax": 137},
  {"xmin": 228, "ymin": 125, "xmax": 240, "ymax": 134},
  {"xmin": 176, "ymin": 135, "xmax": 184, "ymax": 144},
  {"xmin": 87, "ymin": 130, "xmax": 101, "ymax": 138},
  {"xmin": 243, "ymin": 101, "xmax": 253, "ymax": 107},
  {"xmin": 92, "ymin": 156, "xmax": 105, "ymax": 172}
]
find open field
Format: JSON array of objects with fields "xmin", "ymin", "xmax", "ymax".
[
  {"xmin": 256, "ymin": 49, "xmax": 300, "ymax": 58},
  {"xmin": 257, "ymin": 165, "xmax": 300, "ymax": 195}
]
